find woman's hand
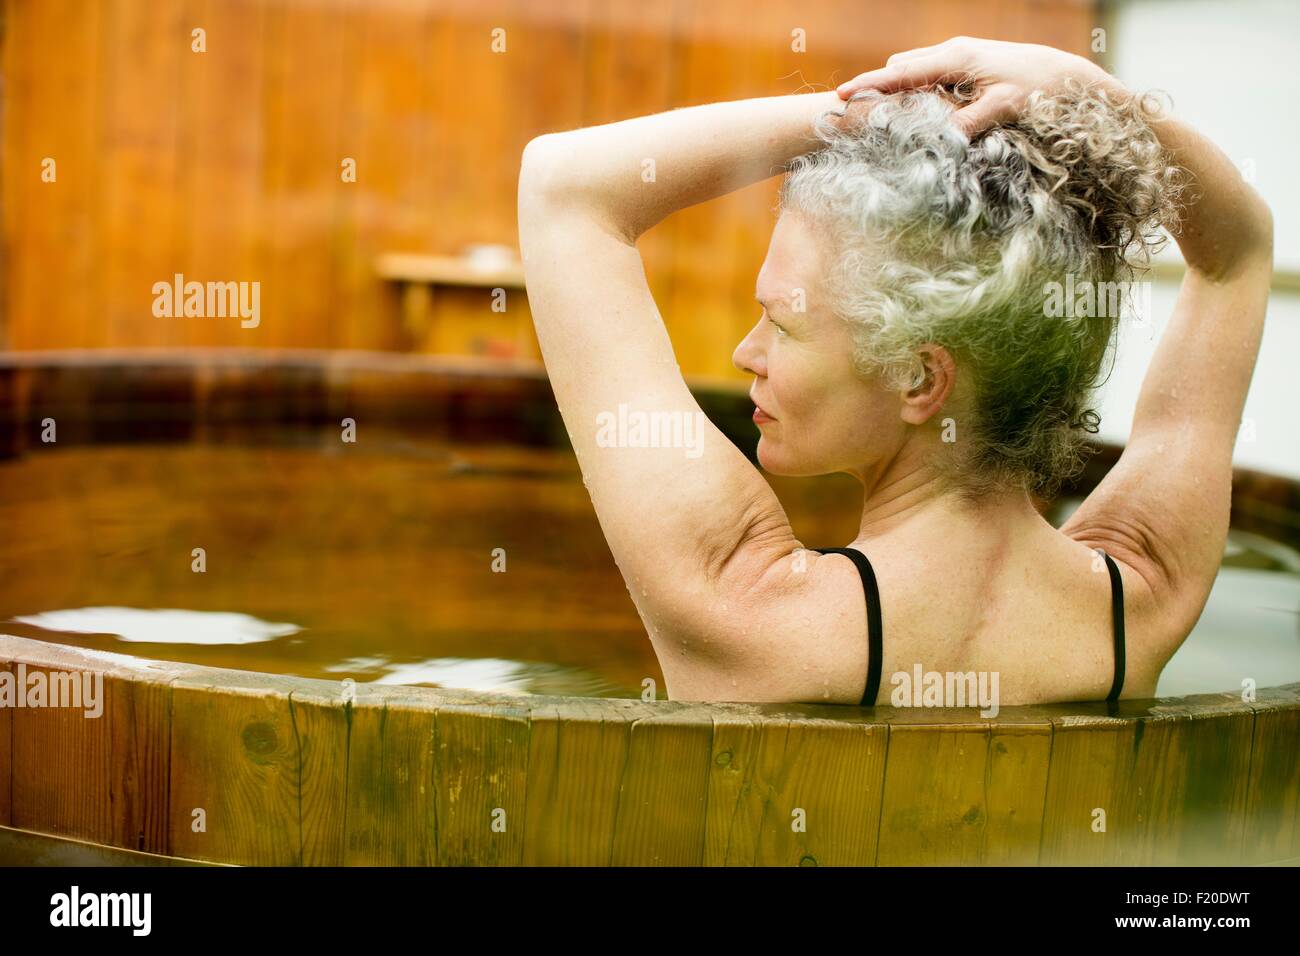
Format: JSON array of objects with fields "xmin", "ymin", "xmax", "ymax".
[{"xmin": 835, "ymin": 36, "xmax": 1122, "ymax": 137}]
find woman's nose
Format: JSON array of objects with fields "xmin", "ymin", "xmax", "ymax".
[{"xmin": 732, "ymin": 321, "xmax": 767, "ymax": 377}]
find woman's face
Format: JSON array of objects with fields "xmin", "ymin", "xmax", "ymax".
[{"xmin": 732, "ymin": 210, "xmax": 906, "ymax": 479}]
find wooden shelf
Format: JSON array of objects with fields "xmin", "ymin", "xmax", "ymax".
[
  {"xmin": 375, "ymin": 251, "xmax": 536, "ymax": 360},
  {"xmin": 376, "ymin": 252, "xmax": 525, "ymax": 290}
]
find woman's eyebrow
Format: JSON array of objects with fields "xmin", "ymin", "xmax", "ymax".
[{"xmin": 755, "ymin": 292, "xmax": 791, "ymax": 312}]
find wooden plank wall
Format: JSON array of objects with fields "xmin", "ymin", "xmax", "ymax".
[
  {"xmin": 2, "ymin": 636, "xmax": 1298, "ymax": 866},
  {"xmin": 0, "ymin": 0, "xmax": 1097, "ymax": 377}
]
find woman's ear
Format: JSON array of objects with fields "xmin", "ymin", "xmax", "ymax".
[{"xmin": 900, "ymin": 344, "xmax": 957, "ymax": 425}]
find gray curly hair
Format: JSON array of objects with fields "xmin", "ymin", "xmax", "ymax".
[{"xmin": 779, "ymin": 77, "xmax": 1187, "ymax": 502}]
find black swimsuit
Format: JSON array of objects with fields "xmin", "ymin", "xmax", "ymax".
[{"xmin": 812, "ymin": 545, "xmax": 1127, "ymax": 706}]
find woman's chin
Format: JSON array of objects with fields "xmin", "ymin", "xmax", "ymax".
[
  {"xmin": 757, "ymin": 437, "xmax": 828, "ymax": 478},
  {"xmin": 756, "ymin": 437, "xmax": 794, "ymax": 476}
]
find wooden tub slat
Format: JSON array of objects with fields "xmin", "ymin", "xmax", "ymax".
[
  {"xmin": 431, "ymin": 698, "xmax": 532, "ymax": 867},
  {"xmin": 1242, "ymin": 683, "xmax": 1300, "ymax": 864},
  {"xmin": 876, "ymin": 721, "xmax": 1053, "ymax": 866},
  {"xmin": 707, "ymin": 710, "xmax": 888, "ymax": 867},
  {"xmin": 108, "ymin": 670, "xmax": 175, "ymax": 855},
  {"xmin": 345, "ymin": 687, "xmax": 440, "ymax": 866},
  {"xmin": 1040, "ymin": 693, "xmax": 1256, "ymax": 866},
  {"xmin": 522, "ymin": 697, "xmax": 658, "ymax": 867},
  {"xmin": 1142, "ymin": 693, "xmax": 1256, "ymax": 866},
  {"xmin": 169, "ymin": 674, "xmax": 309, "ymax": 865},
  {"xmin": 2, "ymin": 644, "xmax": 182, "ymax": 854},
  {"xmin": 608, "ymin": 704, "xmax": 713, "ymax": 866},
  {"xmin": 286, "ymin": 681, "xmax": 352, "ymax": 866}
]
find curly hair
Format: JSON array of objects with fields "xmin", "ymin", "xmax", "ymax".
[{"xmin": 778, "ymin": 76, "xmax": 1188, "ymax": 502}]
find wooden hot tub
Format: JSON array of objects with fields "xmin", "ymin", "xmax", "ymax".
[{"xmin": 1, "ymin": 349, "xmax": 1298, "ymax": 866}]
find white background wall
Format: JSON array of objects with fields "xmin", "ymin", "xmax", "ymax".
[{"xmin": 1100, "ymin": 0, "xmax": 1299, "ymax": 478}]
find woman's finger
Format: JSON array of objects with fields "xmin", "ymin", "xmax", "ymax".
[
  {"xmin": 949, "ymin": 85, "xmax": 1019, "ymax": 137},
  {"xmin": 884, "ymin": 41, "xmax": 950, "ymax": 66},
  {"xmin": 836, "ymin": 53, "xmax": 966, "ymax": 99}
]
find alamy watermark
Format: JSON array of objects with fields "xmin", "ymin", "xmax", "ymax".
[
  {"xmin": 0, "ymin": 663, "xmax": 103, "ymax": 718},
  {"xmin": 50, "ymin": 886, "xmax": 151, "ymax": 936},
  {"xmin": 890, "ymin": 663, "xmax": 1000, "ymax": 718},
  {"xmin": 595, "ymin": 403, "xmax": 706, "ymax": 458},
  {"xmin": 1043, "ymin": 275, "xmax": 1151, "ymax": 325},
  {"xmin": 152, "ymin": 273, "xmax": 260, "ymax": 328}
]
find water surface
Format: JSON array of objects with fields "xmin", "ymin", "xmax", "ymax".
[{"xmin": 3, "ymin": 437, "xmax": 1296, "ymax": 700}]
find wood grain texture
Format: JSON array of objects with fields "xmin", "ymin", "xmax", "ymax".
[
  {"xmin": 608, "ymin": 703, "xmax": 713, "ymax": 865},
  {"xmin": 1241, "ymin": 684, "xmax": 1300, "ymax": 865},
  {"xmin": 107, "ymin": 672, "xmax": 174, "ymax": 854},
  {"xmin": 707, "ymin": 706, "xmax": 888, "ymax": 866},
  {"xmin": 3, "ymin": 0, "xmax": 1098, "ymax": 372},
  {"xmin": 1040, "ymin": 694, "xmax": 1257, "ymax": 865},
  {"xmin": 4, "ymin": 0, "xmax": 105, "ymax": 350},
  {"xmin": 1137, "ymin": 694, "xmax": 1255, "ymax": 866},
  {"xmin": 345, "ymin": 686, "xmax": 440, "ymax": 866},
  {"xmin": 174, "ymin": 0, "xmax": 269, "ymax": 350},
  {"xmin": 522, "ymin": 697, "xmax": 654, "ymax": 866},
  {"xmin": 286, "ymin": 680, "xmax": 352, "ymax": 865},
  {"xmin": 98, "ymin": 0, "xmax": 186, "ymax": 350},
  {"xmin": 873, "ymin": 704, "xmax": 1056, "ymax": 866},
  {"xmin": 4, "ymin": 635, "xmax": 1296, "ymax": 866},
  {"xmin": 432, "ymin": 696, "xmax": 532, "ymax": 866},
  {"xmin": 169, "ymin": 673, "xmax": 306, "ymax": 865},
  {"xmin": 0, "ymin": 642, "xmax": 183, "ymax": 853}
]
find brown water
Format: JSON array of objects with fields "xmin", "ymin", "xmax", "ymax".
[{"xmin": 2, "ymin": 437, "xmax": 1298, "ymax": 699}]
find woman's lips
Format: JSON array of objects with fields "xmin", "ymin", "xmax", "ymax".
[{"xmin": 753, "ymin": 405, "xmax": 775, "ymax": 424}]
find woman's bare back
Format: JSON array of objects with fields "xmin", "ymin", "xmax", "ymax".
[
  {"xmin": 657, "ymin": 494, "xmax": 1195, "ymax": 708},
  {"xmin": 807, "ymin": 520, "xmax": 1166, "ymax": 709}
]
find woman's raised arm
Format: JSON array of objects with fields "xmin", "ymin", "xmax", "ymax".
[
  {"xmin": 520, "ymin": 91, "xmax": 841, "ymax": 243},
  {"xmin": 516, "ymin": 91, "xmax": 843, "ymax": 692},
  {"xmin": 841, "ymin": 36, "xmax": 1275, "ymax": 638},
  {"xmin": 1059, "ymin": 105, "xmax": 1273, "ymax": 631}
]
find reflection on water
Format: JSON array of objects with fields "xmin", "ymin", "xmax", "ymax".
[
  {"xmin": 325, "ymin": 654, "xmax": 617, "ymax": 696},
  {"xmin": 1, "ymin": 441, "xmax": 1298, "ymax": 700},
  {"xmin": 11, "ymin": 606, "xmax": 300, "ymax": 644}
]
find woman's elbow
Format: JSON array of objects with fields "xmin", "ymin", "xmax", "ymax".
[
  {"xmin": 519, "ymin": 134, "xmax": 570, "ymax": 202},
  {"xmin": 1248, "ymin": 195, "xmax": 1274, "ymax": 258}
]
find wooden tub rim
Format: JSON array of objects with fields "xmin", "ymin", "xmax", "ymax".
[{"xmin": 3, "ymin": 634, "xmax": 1295, "ymax": 728}]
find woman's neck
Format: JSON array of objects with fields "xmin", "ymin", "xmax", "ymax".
[{"xmin": 853, "ymin": 466, "xmax": 1044, "ymax": 545}]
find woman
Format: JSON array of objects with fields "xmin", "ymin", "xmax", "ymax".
[{"xmin": 516, "ymin": 37, "xmax": 1273, "ymax": 707}]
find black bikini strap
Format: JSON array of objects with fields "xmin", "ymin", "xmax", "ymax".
[
  {"xmin": 814, "ymin": 547, "xmax": 882, "ymax": 707},
  {"xmin": 1099, "ymin": 549, "xmax": 1126, "ymax": 703}
]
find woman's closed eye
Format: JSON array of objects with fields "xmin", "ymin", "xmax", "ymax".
[{"xmin": 767, "ymin": 313, "xmax": 788, "ymax": 335}]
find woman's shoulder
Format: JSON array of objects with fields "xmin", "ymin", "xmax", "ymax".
[{"xmin": 663, "ymin": 531, "xmax": 1188, "ymax": 706}]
